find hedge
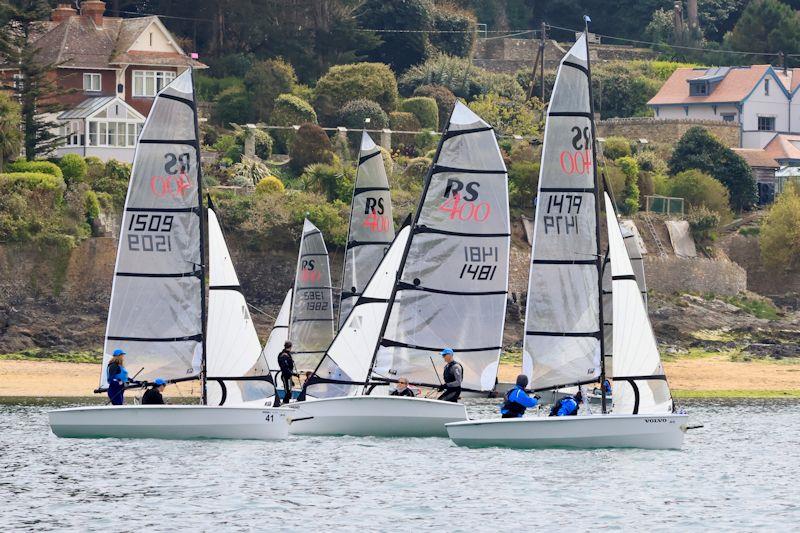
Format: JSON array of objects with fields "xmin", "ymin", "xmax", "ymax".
[
  {"xmin": 271, "ymin": 94, "xmax": 318, "ymax": 152},
  {"xmin": 337, "ymin": 99, "xmax": 389, "ymax": 130},
  {"xmin": 314, "ymin": 63, "xmax": 399, "ymax": 123},
  {"xmin": 400, "ymin": 97, "xmax": 438, "ymax": 130},
  {"xmin": 289, "ymin": 123, "xmax": 335, "ymax": 173},
  {"xmin": 7, "ymin": 160, "xmax": 63, "ymax": 180},
  {"xmin": 413, "ymin": 85, "xmax": 456, "ymax": 129},
  {"xmin": 58, "ymin": 154, "xmax": 88, "ymax": 186},
  {"xmin": 0, "ymin": 172, "xmax": 65, "ymax": 193}
]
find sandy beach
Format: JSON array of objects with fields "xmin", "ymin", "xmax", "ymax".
[{"xmin": 2, "ymin": 358, "xmax": 799, "ymax": 398}]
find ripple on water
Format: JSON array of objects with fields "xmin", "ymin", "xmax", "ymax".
[{"xmin": 0, "ymin": 398, "xmax": 798, "ymax": 531}]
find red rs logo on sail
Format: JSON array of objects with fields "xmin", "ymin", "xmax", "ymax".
[
  {"xmin": 438, "ymin": 178, "xmax": 490, "ymax": 222},
  {"xmin": 150, "ymin": 152, "xmax": 193, "ymax": 198},
  {"xmin": 559, "ymin": 126, "xmax": 593, "ymax": 175}
]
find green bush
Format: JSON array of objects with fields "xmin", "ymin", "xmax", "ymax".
[
  {"xmin": 389, "ymin": 111, "xmax": 421, "ymax": 131},
  {"xmin": 235, "ymin": 128, "xmax": 273, "ymax": 160},
  {"xmin": 603, "ymin": 136, "xmax": 632, "ymax": 160},
  {"xmin": 635, "ymin": 150, "xmax": 668, "ymax": 174},
  {"xmin": 195, "ymin": 74, "xmax": 245, "ymax": 102},
  {"xmin": 413, "ymin": 84, "xmax": 456, "ymax": 128},
  {"xmin": 230, "ymin": 160, "xmax": 271, "ymax": 187},
  {"xmin": 399, "ymin": 55, "xmax": 524, "ymax": 100},
  {"xmin": 255, "ymin": 175, "xmax": 285, "ymax": 195},
  {"xmin": 467, "ymin": 93, "xmax": 540, "ymax": 136},
  {"xmin": 618, "ymin": 156, "xmax": 640, "ymax": 215},
  {"xmin": 212, "ymin": 86, "xmax": 251, "ymax": 126},
  {"xmin": 213, "ymin": 134, "xmax": 242, "ymax": 164},
  {"xmin": 244, "ymin": 58, "xmax": 297, "ymax": 121},
  {"xmin": 58, "ymin": 154, "xmax": 88, "ymax": 186},
  {"xmin": 289, "ymin": 124, "xmax": 335, "ymax": 173},
  {"xmin": 687, "ymin": 205, "xmax": 721, "ymax": 242},
  {"xmin": 314, "ymin": 63, "xmax": 399, "ymax": 123},
  {"xmin": 271, "ymin": 94, "xmax": 318, "ymax": 152},
  {"xmin": 430, "ymin": 4, "xmax": 476, "ymax": 57},
  {"xmin": 508, "ymin": 160, "xmax": 539, "ymax": 208},
  {"xmin": 301, "ymin": 163, "xmax": 341, "ymax": 202},
  {"xmin": 760, "ymin": 184, "xmax": 800, "ymax": 269},
  {"xmin": 84, "ymin": 189, "xmax": 100, "ymax": 227},
  {"xmin": 403, "ymin": 156, "xmax": 432, "ymax": 181},
  {"xmin": 205, "ymin": 53, "xmax": 254, "ymax": 78},
  {"xmin": 400, "ymin": 97, "xmax": 438, "ymax": 130},
  {"xmin": 7, "ymin": 160, "xmax": 63, "ymax": 180},
  {"xmin": 0, "ymin": 172, "xmax": 66, "ymax": 241},
  {"xmin": 92, "ymin": 159, "xmax": 131, "ymax": 210},
  {"xmin": 667, "ymin": 169, "xmax": 732, "ymax": 217},
  {"xmin": 338, "ymin": 99, "xmax": 390, "ymax": 130}
]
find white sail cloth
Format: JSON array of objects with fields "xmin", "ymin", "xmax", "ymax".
[
  {"xmin": 372, "ymin": 102, "xmax": 510, "ymax": 392},
  {"xmin": 523, "ymin": 34, "xmax": 602, "ymax": 390},
  {"xmin": 205, "ymin": 208, "xmax": 274, "ymax": 405},
  {"xmin": 604, "ymin": 194, "xmax": 672, "ymax": 414},
  {"xmin": 261, "ymin": 289, "xmax": 292, "ymax": 374},
  {"xmin": 290, "ymin": 219, "xmax": 335, "ymax": 371},
  {"xmin": 306, "ymin": 226, "xmax": 411, "ymax": 399},
  {"xmin": 100, "ymin": 70, "xmax": 203, "ymax": 388},
  {"xmin": 340, "ymin": 132, "xmax": 395, "ymax": 326}
]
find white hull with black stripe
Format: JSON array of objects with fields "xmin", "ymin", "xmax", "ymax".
[
  {"xmin": 287, "ymin": 396, "xmax": 467, "ymax": 437},
  {"xmin": 49, "ymin": 405, "xmax": 291, "ymax": 440},
  {"xmin": 445, "ymin": 413, "xmax": 689, "ymax": 449}
]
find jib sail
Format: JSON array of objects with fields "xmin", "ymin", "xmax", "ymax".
[{"xmin": 261, "ymin": 289, "xmax": 292, "ymax": 377}]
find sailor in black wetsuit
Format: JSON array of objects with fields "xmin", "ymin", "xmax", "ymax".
[
  {"xmin": 142, "ymin": 378, "xmax": 167, "ymax": 405},
  {"xmin": 277, "ymin": 341, "xmax": 295, "ymax": 405},
  {"xmin": 390, "ymin": 377, "xmax": 415, "ymax": 397},
  {"xmin": 437, "ymin": 348, "xmax": 463, "ymax": 402}
]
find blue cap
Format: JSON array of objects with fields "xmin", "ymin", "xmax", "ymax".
[
  {"xmin": 112, "ymin": 349, "xmax": 126, "ymax": 356},
  {"xmin": 154, "ymin": 378, "xmax": 167, "ymax": 386},
  {"xmin": 440, "ymin": 348, "xmax": 454, "ymax": 356}
]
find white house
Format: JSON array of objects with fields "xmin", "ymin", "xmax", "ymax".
[{"xmin": 648, "ymin": 65, "xmax": 800, "ymax": 150}]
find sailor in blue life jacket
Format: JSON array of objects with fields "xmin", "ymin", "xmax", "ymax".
[
  {"xmin": 106, "ymin": 349, "xmax": 131, "ymax": 405},
  {"xmin": 437, "ymin": 348, "xmax": 463, "ymax": 402},
  {"xmin": 549, "ymin": 390, "xmax": 583, "ymax": 417},
  {"xmin": 500, "ymin": 374, "xmax": 540, "ymax": 418},
  {"xmin": 603, "ymin": 379, "xmax": 612, "ymax": 395}
]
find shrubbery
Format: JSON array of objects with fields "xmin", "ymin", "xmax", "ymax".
[
  {"xmin": 399, "ymin": 55, "xmax": 524, "ymax": 100},
  {"xmin": 337, "ymin": 99, "xmax": 389, "ymax": 130},
  {"xmin": 0, "ymin": 172, "xmax": 66, "ymax": 241},
  {"xmin": 400, "ymin": 97, "xmax": 438, "ymax": 130},
  {"xmin": 508, "ymin": 160, "xmax": 539, "ymax": 207},
  {"xmin": 314, "ymin": 63, "xmax": 399, "ymax": 123},
  {"xmin": 212, "ymin": 85, "xmax": 251, "ymax": 126},
  {"xmin": 603, "ymin": 137, "xmax": 632, "ymax": 160},
  {"xmin": 7, "ymin": 160, "xmax": 63, "ymax": 179},
  {"xmin": 760, "ymin": 183, "xmax": 800, "ymax": 270},
  {"xmin": 413, "ymin": 85, "xmax": 456, "ymax": 128},
  {"xmin": 429, "ymin": 4, "xmax": 476, "ymax": 57},
  {"xmin": 255, "ymin": 175, "xmax": 285, "ymax": 195},
  {"xmin": 618, "ymin": 156, "xmax": 640, "ymax": 214},
  {"xmin": 289, "ymin": 124, "xmax": 335, "ymax": 172},
  {"xmin": 687, "ymin": 205, "xmax": 721, "ymax": 242},
  {"xmin": 235, "ymin": 128, "xmax": 273, "ymax": 160},
  {"xmin": 666, "ymin": 169, "xmax": 731, "ymax": 217},
  {"xmin": 58, "ymin": 154, "xmax": 88, "ymax": 186},
  {"xmin": 244, "ymin": 58, "xmax": 297, "ymax": 121},
  {"xmin": 467, "ymin": 93, "xmax": 540, "ymax": 136},
  {"xmin": 271, "ymin": 94, "xmax": 317, "ymax": 152}
]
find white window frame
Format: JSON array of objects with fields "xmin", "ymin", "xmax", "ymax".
[
  {"xmin": 757, "ymin": 115, "xmax": 775, "ymax": 132},
  {"xmin": 83, "ymin": 73, "xmax": 102, "ymax": 92},
  {"xmin": 132, "ymin": 70, "xmax": 176, "ymax": 97},
  {"xmin": 87, "ymin": 119, "xmax": 143, "ymax": 147}
]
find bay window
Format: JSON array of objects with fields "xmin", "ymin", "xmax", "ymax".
[{"xmin": 88, "ymin": 120, "xmax": 143, "ymax": 147}]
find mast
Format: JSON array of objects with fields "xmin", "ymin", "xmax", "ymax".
[{"xmin": 583, "ymin": 17, "xmax": 607, "ymax": 414}]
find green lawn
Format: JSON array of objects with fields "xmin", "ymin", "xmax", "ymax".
[{"xmin": 0, "ymin": 349, "xmax": 102, "ymax": 364}]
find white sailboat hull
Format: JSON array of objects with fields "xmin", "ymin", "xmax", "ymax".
[
  {"xmin": 48, "ymin": 405, "xmax": 291, "ymax": 440},
  {"xmin": 288, "ymin": 396, "xmax": 467, "ymax": 437},
  {"xmin": 446, "ymin": 413, "xmax": 689, "ymax": 450}
]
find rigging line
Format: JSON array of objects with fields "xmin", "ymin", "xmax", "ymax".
[{"xmin": 246, "ymin": 302, "xmax": 276, "ymax": 321}]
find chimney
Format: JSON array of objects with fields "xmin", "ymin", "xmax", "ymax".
[
  {"xmin": 51, "ymin": 4, "xmax": 77, "ymax": 22},
  {"xmin": 80, "ymin": 0, "xmax": 106, "ymax": 26}
]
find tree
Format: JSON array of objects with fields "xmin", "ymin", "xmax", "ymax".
[
  {"xmin": 0, "ymin": 1, "xmax": 72, "ymax": 159},
  {"xmin": 617, "ymin": 156, "xmax": 641, "ymax": 215},
  {"xmin": 0, "ymin": 92, "xmax": 21, "ymax": 171},
  {"xmin": 429, "ymin": 4, "xmax": 476, "ymax": 57},
  {"xmin": 467, "ymin": 93, "xmax": 540, "ymax": 136},
  {"xmin": 667, "ymin": 169, "xmax": 732, "ymax": 216},
  {"xmin": 760, "ymin": 184, "xmax": 800, "ymax": 270},
  {"xmin": 668, "ymin": 127, "xmax": 758, "ymax": 211},
  {"xmin": 313, "ymin": 63, "xmax": 399, "ymax": 123},
  {"xmin": 724, "ymin": 0, "xmax": 800, "ymax": 61},
  {"xmin": 359, "ymin": 0, "xmax": 435, "ymax": 72},
  {"xmin": 243, "ymin": 59, "xmax": 296, "ymax": 122},
  {"xmin": 289, "ymin": 124, "xmax": 335, "ymax": 173}
]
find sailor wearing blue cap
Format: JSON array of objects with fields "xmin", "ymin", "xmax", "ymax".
[
  {"xmin": 142, "ymin": 378, "xmax": 168, "ymax": 405},
  {"xmin": 437, "ymin": 348, "xmax": 463, "ymax": 403},
  {"xmin": 106, "ymin": 349, "xmax": 130, "ymax": 405}
]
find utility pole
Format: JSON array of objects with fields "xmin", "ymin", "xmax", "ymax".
[{"xmin": 527, "ymin": 21, "xmax": 547, "ymax": 102}]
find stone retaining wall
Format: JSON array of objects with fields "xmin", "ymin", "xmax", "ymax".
[
  {"xmin": 598, "ymin": 118, "xmax": 740, "ymax": 148},
  {"xmin": 644, "ymin": 256, "xmax": 746, "ymax": 296}
]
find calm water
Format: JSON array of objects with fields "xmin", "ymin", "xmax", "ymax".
[{"xmin": 0, "ymin": 398, "xmax": 798, "ymax": 531}]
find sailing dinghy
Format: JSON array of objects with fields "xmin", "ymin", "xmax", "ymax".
[
  {"xmin": 289, "ymin": 102, "xmax": 510, "ymax": 437},
  {"xmin": 446, "ymin": 31, "xmax": 688, "ymax": 450},
  {"xmin": 48, "ymin": 71, "xmax": 290, "ymax": 440}
]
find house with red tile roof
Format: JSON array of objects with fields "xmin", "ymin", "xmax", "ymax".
[
  {"xmin": 648, "ymin": 65, "xmax": 800, "ymax": 151},
  {"xmin": 0, "ymin": 1, "xmax": 205, "ymax": 162}
]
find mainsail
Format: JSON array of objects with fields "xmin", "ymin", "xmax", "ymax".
[
  {"xmin": 371, "ymin": 102, "xmax": 510, "ymax": 392},
  {"xmin": 306, "ymin": 225, "xmax": 411, "ymax": 399},
  {"xmin": 604, "ymin": 193, "xmax": 672, "ymax": 414},
  {"xmin": 100, "ymin": 70, "xmax": 205, "ymax": 389},
  {"xmin": 522, "ymin": 34, "xmax": 603, "ymax": 390},
  {"xmin": 290, "ymin": 219, "xmax": 335, "ymax": 371},
  {"xmin": 205, "ymin": 207, "xmax": 275, "ymax": 405},
  {"xmin": 261, "ymin": 289, "xmax": 292, "ymax": 375},
  {"xmin": 339, "ymin": 132, "xmax": 395, "ymax": 326}
]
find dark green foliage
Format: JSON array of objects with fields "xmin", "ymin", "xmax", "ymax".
[
  {"xmin": 58, "ymin": 154, "xmax": 88, "ymax": 187},
  {"xmin": 0, "ymin": 171, "xmax": 65, "ymax": 241},
  {"xmin": 508, "ymin": 160, "xmax": 539, "ymax": 208},
  {"xmin": 235, "ymin": 128, "xmax": 273, "ymax": 160},
  {"xmin": 0, "ymin": 91, "xmax": 21, "ymax": 171},
  {"xmin": 429, "ymin": 5, "xmax": 476, "ymax": 57},
  {"xmin": 400, "ymin": 97, "xmax": 438, "ymax": 130},
  {"xmin": 84, "ymin": 190, "xmax": 100, "ymax": 227},
  {"xmin": 211, "ymin": 86, "xmax": 251, "ymax": 127},
  {"xmin": 618, "ymin": 156, "xmax": 641, "ymax": 215},
  {"xmin": 399, "ymin": 55, "xmax": 523, "ymax": 100},
  {"xmin": 205, "ymin": 53, "xmax": 254, "ymax": 78},
  {"xmin": 195, "ymin": 74, "xmax": 245, "ymax": 102},
  {"xmin": 338, "ymin": 99, "xmax": 390, "ymax": 130},
  {"xmin": 687, "ymin": 205, "xmax": 721, "ymax": 242},
  {"xmin": 389, "ymin": 111, "xmax": 421, "ymax": 131},
  {"xmin": 289, "ymin": 124, "xmax": 335, "ymax": 173},
  {"xmin": 668, "ymin": 127, "xmax": 758, "ymax": 211},
  {"xmin": 243, "ymin": 59, "xmax": 297, "ymax": 122},
  {"xmin": 666, "ymin": 169, "xmax": 732, "ymax": 215},
  {"xmin": 314, "ymin": 63, "xmax": 399, "ymax": 124},
  {"xmin": 271, "ymin": 94, "xmax": 318, "ymax": 152},
  {"xmin": 212, "ymin": 134, "xmax": 243, "ymax": 164},
  {"xmin": 603, "ymin": 137, "xmax": 633, "ymax": 160},
  {"xmin": 724, "ymin": 0, "xmax": 800, "ymax": 61},
  {"xmin": 360, "ymin": 0, "xmax": 435, "ymax": 72},
  {"xmin": 90, "ymin": 159, "xmax": 131, "ymax": 210},
  {"xmin": 413, "ymin": 85, "xmax": 456, "ymax": 128}
]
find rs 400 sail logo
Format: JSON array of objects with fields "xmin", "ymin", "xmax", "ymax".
[{"xmin": 150, "ymin": 152, "xmax": 193, "ymax": 199}]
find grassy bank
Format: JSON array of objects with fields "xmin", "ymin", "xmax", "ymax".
[
  {"xmin": 0, "ymin": 349, "xmax": 102, "ymax": 364},
  {"xmin": 673, "ymin": 389, "xmax": 800, "ymax": 399}
]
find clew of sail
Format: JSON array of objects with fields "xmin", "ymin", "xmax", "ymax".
[
  {"xmin": 339, "ymin": 132, "xmax": 395, "ymax": 327},
  {"xmin": 522, "ymin": 34, "xmax": 602, "ymax": 390},
  {"xmin": 372, "ymin": 102, "xmax": 510, "ymax": 392},
  {"xmin": 261, "ymin": 289, "xmax": 292, "ymax": 374},
  {"xmin": 100, "ymin": 70, "xmax": 204, "ymax": 389},
  {"xmin": 604, "ymin": 193, "xmax": 673, "ymax": 414},
  {"xmin": 205, "ymin": 207, "xmax": 275, "ymax": 405},
  {"xmin": 306, "ymin": 225, "xmax": 412, "ymax": 399},
  {"xmin": 290, "ymin": 219, "xmax": 335, "ymax": 371}
]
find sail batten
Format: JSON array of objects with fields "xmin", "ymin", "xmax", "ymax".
[{"xmin": 339, "ymin": 132, "xmax": 395, "ymax": 327}]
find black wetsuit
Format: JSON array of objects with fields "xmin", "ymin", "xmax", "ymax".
[
  {"xmin": 141, "ymin": 388, "xmax": 164, "ymax": 405},
  {"xmin": 277, "ymin": 349, "xmax": 295, "ymax": 404},
  {"xmin": 390, "ymin": 388, "xmax": 415, "ymax": 397},
  {"xmin": 438, "ymin": 361, "xmax": 463, "ymax": 402}
]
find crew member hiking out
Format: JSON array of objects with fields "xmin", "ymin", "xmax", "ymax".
[
  {"xmin": 437, "ymin": 348, "xmax": 463, "ymax": 402},
  {"xmin": 500, "ymin": 374, "xmax": 540, "ymax": 418},
  {"xmin": 142, "ymin": 378, "xmax": 168, "ymax": 405},
  {"xmin": 549, "ymin": 390, "xmax": 583, "ymax": 417},
  {"xmin": 106, "ymin": 349, "xmax": 132, "ymax": 405},
  {"xmin": 277, "ymin": 341, "xmax": 295, "ymax": 405}
]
